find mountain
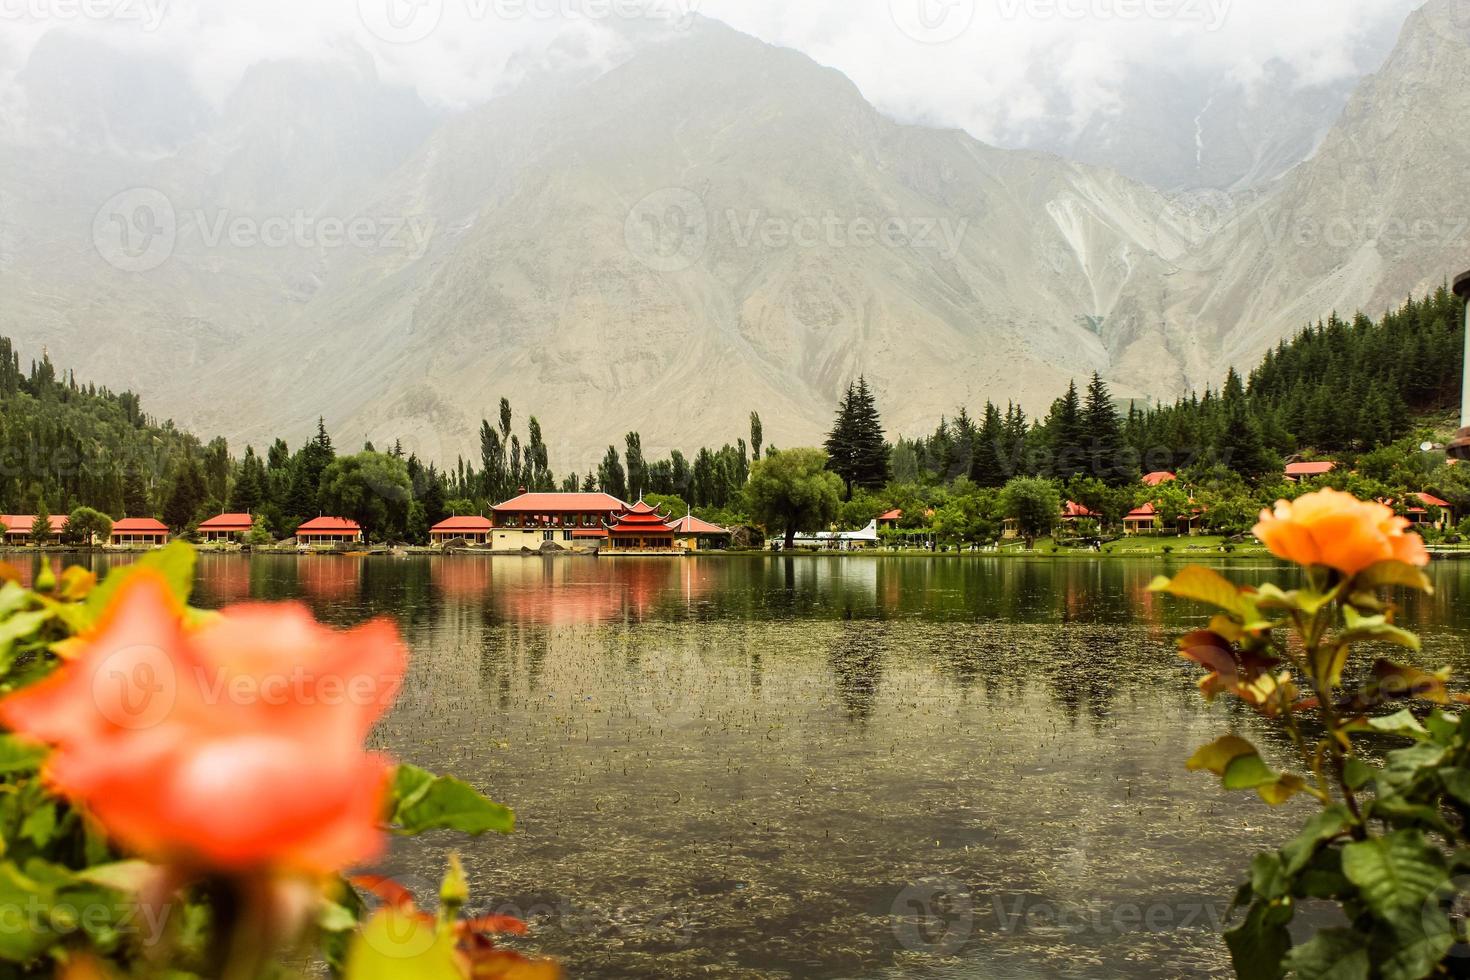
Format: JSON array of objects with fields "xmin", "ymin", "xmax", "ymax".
[{"xmin": 0, "ymin": 2, "xmax": 1466, "ymax": 471}]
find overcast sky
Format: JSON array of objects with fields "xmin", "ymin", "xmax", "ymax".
[{"xmin": 0, "ymin": 0, "xmax": 1426, "ymax": 144}]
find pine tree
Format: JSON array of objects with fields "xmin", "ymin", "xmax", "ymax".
[
  {"xmin": 824, "ymin": 377, "xmax": 890, "ymax": 499},
  {"xmin": 624, "ymin": 432, "xmax": 647, "ymax": 499},
  {"xmin": 1083, "ymin": 373, "xmax": 1130, "ymax": 485},
  {"xmin": 970, "ymin": 402, "xmax": 1008, "ymax": 487},
  {"xmin": 1046, "ymin": 381, "xmax": 1088, "ymax": 480},
  {"xmin": 750, "ymin": 412, "xmax": 763, "ymax": 462},
  {"xmin": 163, "ymin": 457, "xmax": 206, "ymax": 531},
  {"xmin": 123, "ymin": 466, "xmax": 151, "ymax": 517},
  {"xmin": 30, "ymin": 494, "xmax": 51, "ymax": 545}
]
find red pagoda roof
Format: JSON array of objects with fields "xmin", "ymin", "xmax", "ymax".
[
  {"xmin": 1061, "ymin": 501, "xmax": 1096, "ymax": 519},
  {"xmin": 607, "ymin": 501, "xmax": 675, "ymax": 535}
]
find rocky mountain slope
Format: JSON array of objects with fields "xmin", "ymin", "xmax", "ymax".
[{"xmin": 0, "ymin": 2, "xmax": 1464, "ymax": 468}]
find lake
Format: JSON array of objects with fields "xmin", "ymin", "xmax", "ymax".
[{"xmin": 18, "ymin": 552, "xmax": 1470, "ymax": 978}]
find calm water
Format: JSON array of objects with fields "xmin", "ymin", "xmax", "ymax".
[{"xmin": 16, "ymin": 553, "xmax": 1470, "ymax": 978}]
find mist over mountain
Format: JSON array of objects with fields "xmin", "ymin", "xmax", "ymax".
[{"xmin": 0, "ymin": 1, "xmax": 1465, "ymax": 470}]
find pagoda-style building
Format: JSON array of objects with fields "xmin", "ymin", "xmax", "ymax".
[{"xmin": 604, "ymin": 500, "xmax": 677, "ymax": 552}]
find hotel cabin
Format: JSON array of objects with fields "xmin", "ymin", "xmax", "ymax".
[
  {"xmin": 430, "ymin": 516, "xmax": 493, "ymax": 546},
  {"xmin": 1405, "ymin": 492, "xmax": 1456, "ymax": 530},
  {"xmin": 110, "ymin": 518, "xmax": 170, "ymax": 547},
  {"xmin": 1, "ymin": 515, "xmax": 67, "ymax": 546},
  {"xmin": 199, "ymin": 513, "xmax": 254, "ymax": 542},
  {"xmin": 295, "ymin": 517, "xmax": 363, "ymax": 546},
  {"xmin": 1123, "ymin": 502, "xmax": 1206, "ymax": 536},
  {"xmin": 488, "ymin": 491, "xmax": 629, "ymax": 551},
  {"xmin": 670, "ymin": 513, "xmax": 732, "ymax": 551},
  {"xmin": 1285, "ymin": 461, "xmax": 1337, "ymax": 483}
]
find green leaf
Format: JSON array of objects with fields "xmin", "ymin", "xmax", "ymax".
[
  {"xmin": 82, "ymin": 541, "xmax": 197, "ymax": 624},
  {"xmin": 1224, "ymin": 753, "xmax": 1279, "ymax": 791},
  {"xmin": 0, "ymin": 610, "xmax": 51, "ymax": 657},
  {"xmin": 74, "ymin": 860, "xmax": 166, "ymax": 896},
  {"xmin": 1367, "ymin": 709, "xmax": 1429, "ymax": 741},
  {"xmin": 1352, "ymin": 561, "xmax": 1434, "ymax": 596},
  {"xmin": 1281, "ymin": 806, "xmax": 1353, "ymax": 876},
  {"xmin": 1373, "ymin": 908, "xmax": 1455, "ymax": 980},
  {"xmin": 1339, "ymin": 608, "xmax": 1420, "ymax": 652},
  {"xmin": 1224, "ymin": 900, "xmax": 1291, "ymax": 980},
  {"xmin": 0, "ymin": 862, "xmax": 56, "ymax": 961},
  {"xmin": 1343, "ymin": 758, "xmax": 1374, "ymax": 790},
  {"xmin": 19, "ymin": 803, "xmax": 55, "ymax": 848},
  {"xmin": 1341, "ymin": 830, "xmax": 1448, "ymax": 917},
  {"xmin": 389, "ymin": 764, "xmax": 514, "ymax": 837},
  {"xmin": 1251, "ymin": 852, "xmax": 1289, "ymax": 901},
  {"xmin": 318, "ymin": 899, "xmax": 360, "ymax": 934},
  {"xmin": 1282, "ymin": 929, "xmax": 1369, "ymax": 980},
  {"xmin": 0, "ymin": 735, "xmax": 45, "ymax": 775},
  {"xmin": 1150, "ymin": 567, "xmax": 1256, "ymax": 618},
  {"xmin": 1440, "ymin": 767, "xmax": 1470, "ymax": 806}
]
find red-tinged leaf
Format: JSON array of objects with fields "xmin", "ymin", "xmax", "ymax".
[
  {"xmin": 1187, "ymin": 735, "xmax": 1259, "ymax": 776},
  {"xmin": 351, "ymin": 874, "xmax": 419, "ymax": 911},
  {"xmin": 1370, "ymin": 660, "xmax": 1450, "ymax": 706},
  {"xmin": 459, "ymin": 914, "xmax": 530, "ymax": 937},
  {"xmin": 462, "ymin": 948, "xmax": 562, "ymax": 979}
]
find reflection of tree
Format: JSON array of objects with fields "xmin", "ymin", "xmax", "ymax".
[{"xmin": 828, "ymin": 618, "xmax": 885, "ymax": 722}]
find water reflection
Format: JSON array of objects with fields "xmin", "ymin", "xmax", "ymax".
[{"xmin": 9, "ymin": 551, "xmax": 1470, "ymax": 977}]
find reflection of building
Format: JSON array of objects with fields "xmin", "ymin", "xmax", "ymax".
[
  {"xmin": 606, "ymin": 501, "xmax": 677, "ymax": 552},
  {"xmin": 1, "ymin": 515, "xmax": 67, "ymax": 545},
  {"xmin": 296, "ymin": 517, "xmax": 363, "ymax": 545},
  {"xmin": 489, "ymin": 491, "xmax": 627, "ymax": 551},
  {"xmin": 430, "ymin": 516, "xmax": 492, "ymax": 546},
  {"xmin": 669, "ymin": 512, "xmax": 731, "ymax": 551},
  {"xmin": 199, "ymin": 513, "xmax": 253, "ymax": 542},
  {"xmin": 111, "ymin": 518, "xmax": 170, "ymax": 547},
  {"xmin": 297, "ymin": 556, "xmax": 363, "ymax": 601}
]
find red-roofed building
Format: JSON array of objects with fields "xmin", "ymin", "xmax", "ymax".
[
  {"xmin": 430, "ymin": 516, "xmax": 492, "ymax": 546},
  {"xmin": 605, "ymin": 501, "xmax": 677, "ymax": 552},
  {"xmin": 490, "ymin": 490, "xmax": 628, "ymax": 551},
  {"xmin": 1, "ymin": 515, "xmax": 67, "ymax": 545},
  {"xmin": 111, "ymin": 518, "xmax": 169, "ymax": 547},
  {"xmin": 1123, "ymin": 503, "xmax": 1157, "ymax": 535},
  {"xmin": 1060, "ymin": 501, "xmax": 1098, "ymax": 522},
  {"xmin": 876, "ymin": 508, "xmax": 903, "ymax": 531},
  {"xmin": 199, "ymin": 513, "xmax": 254, "ymax": 542},
  {"xmin": 1285, "ymin": 461, "xmax": 1336, "ymax": 482},
  {"xmin": 296, "ymin": 517, "xmax": 363, "ymax": 545},
  {"xmin": 1407, "ymin": 492, "xmax": 1455, "ymax": 529},
  {"xmin": 1142, "ymin": 471, "xmax": 1177, "ymax": 487},
  {"xmin": 670, "ymin": 512, "xmax": 732, "ymax": 551}
]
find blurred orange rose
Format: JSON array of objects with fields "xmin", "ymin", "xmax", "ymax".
[
  {"xmin": 0, "ymin": 570, "xmax": 406, "ymax": 874},
  {"xmin": 1253, "ymin": 488, "xmax": 1429, "ymax": 576}
]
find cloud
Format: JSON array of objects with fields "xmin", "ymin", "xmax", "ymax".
[{"xmin": 0, "ymin": 0, "xmax": 1425, "ymax": 144}]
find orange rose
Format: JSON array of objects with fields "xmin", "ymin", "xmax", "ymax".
[
  {"xmin": 1253, "ymin": 488, "xmax": 1429, "ymax": 576},
  {"xmin": 0, "ymin": 570, "xmax": 406, "ymax": 875}
]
